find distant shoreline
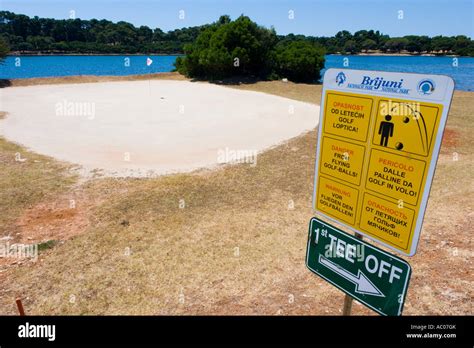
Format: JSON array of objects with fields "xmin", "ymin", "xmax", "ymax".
[
  {"xmin": 7, "ymin": 53, "xmax": 184, "ymax": 56},
  {"xmin": 330, "ymin": 51, "xmax": 466, "ymax": 57},
  {"xmin": 7, "ymin": 52, "xmax": 467, "ymax": 57},
  {"xmin": 331, "ymin": 53, "xmax": 459, "ymax": 57}
]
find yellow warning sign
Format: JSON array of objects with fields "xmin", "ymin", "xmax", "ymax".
[
  {"xmin": 373, "ymin": 100, "xmax": 440, "ymax": 156},
  {"xmin": 317, "ymin": 176, "xmax": 359, "ymax": 225},
  {"xmin": 359, "ymin": 193, "xmax": 415, "ymax": 250},
  {"xmin": 319, "ymin": 136, "xmax": 366, "ymax": 185},
  {"xmin": 324, "ymin": 93, "xmax": 373, "ymax": 142},
  {"xmin": 365, "ymin": 149, "xmax": 426, "ymax": 206},
  {"xmin": 313, "ymin": 69, "xmax": 454, "ymax": 256}
]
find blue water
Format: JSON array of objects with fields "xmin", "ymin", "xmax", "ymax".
[
  {"xmin": 0, "ymin": 55, "xmax": 179, "ymax": 79},
  {"xmin": 322, "ymin": 55, "xmax": 473, "ymax": 91},
  {"xmin": 0, "ymin": 54, "xmax": 472, "ymax": 91}
]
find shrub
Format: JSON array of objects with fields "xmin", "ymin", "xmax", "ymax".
[
  {"xmin": 175, "ymin": 15, "xmax": 277, "ymax": 80},
  {"xmin": 175, "ymin": 16, "xmax": 326, "ymax": 83},
  {"xmin": 0, "ymin": 36, "xmax": 9, "ymax": 63},
  {"xmin": 273, "ymin": 41, "xmax": 325, "ymax": 83}
]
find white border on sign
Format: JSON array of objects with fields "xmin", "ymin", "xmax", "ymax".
[
  {"xmin": 312, "ymin": 68, "xmax": 455, "ymax": 256},
  {"xmin": 305, "ymin": 217, "xmax": 412, "ymax": 316}
]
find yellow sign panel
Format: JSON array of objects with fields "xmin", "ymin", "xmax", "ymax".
[
  {"xmin": 313, "ymin": 69, "xmax": 454, "ymax": 256},
  {"xmin": 319, "ymin": 136, "xmax": 366, "ymax": 185},
  {"xmin": 316, "ymin": 176, "xmax": 359, "ymax": 225},
  {"xmin": 324, "ymin": 93, "xmax": 373, "ymax": 142},
  {"xmin": 359, "ymin": 193, "xmax": 415, "ymax": 250},
  {"xmin": 373, "ymin": 100, "xmax": 441, "ymax": 156},
  {"xmin": 365, "ymin": 149, "xmax": 426, "ymax": 206}
]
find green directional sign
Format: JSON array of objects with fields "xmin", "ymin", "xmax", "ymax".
[{"xmin": 306, "ymin": 217, "xmax": 411, "ymax": 316}]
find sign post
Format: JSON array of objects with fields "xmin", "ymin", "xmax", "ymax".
[
  {"xmin": 341, "ymin": 232, "xmax": 363, "ymax": 316},
  {"xmin": 342, "ymin": 294, "xmax": 353, "ymax": 316},
  {"xmin": 307, "ymin": 68, "xmax": 454, "ymax": 315},
  {"xmin": 306, "ymin": 217, "xmax": 411, "ymax": 316},
  {"xmin": 312, "ymin": 69, "xmax": 455, "ymax": 256}
]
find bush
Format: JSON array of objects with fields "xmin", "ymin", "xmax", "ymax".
[
  {"xmin": 343, "ymin": 40, "xmax": 359, "ymax": 54},
  {"xmin": 383, "ymin": 38, "xmax": 409, "ymax": 53},
  {"xmin": 0, "ymin": 36, "xmax": 9, "ymax": 63},
  {"xmin": 175, "ymin": 16, "xmax": 326, "ymax": 83},
  {"xmin": 273, "ymin": 41, "xmax": 325, "ymax": 83},
  {"xmin": 175, "ymin": 15, "xmax": 278, "ymax": 80},
  {"xmin": 361, "ymin": 38, "xmax": 377, "ymax": 51}
]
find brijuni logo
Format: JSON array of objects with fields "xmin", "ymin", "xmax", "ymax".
[
  {"xmin": 360, "ymin": 76, "xmax": 404, "ymax": 90},
  {"xmin": 344, "ymin": 75, "xmax": 410, "ymax": 94}
]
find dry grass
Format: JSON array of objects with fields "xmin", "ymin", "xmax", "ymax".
[
  {"xmin": 6, "ymin": 72, "xmax": 186, "ymax": 88},
  {"xmin": 0, "ymin": 128, "xmax": 77, "ymax": 241},
  {"xmin": 0, "ymin": 74, "xmax": 472, "ymax": 315}
]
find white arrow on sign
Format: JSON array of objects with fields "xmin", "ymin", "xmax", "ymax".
[{"xmin": 319, "ymin": 255, "xmax": 385, "ymax": 297}]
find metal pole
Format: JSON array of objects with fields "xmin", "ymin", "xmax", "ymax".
[{"xmin": 342, "ymin": 232, "xmax": 363, "ymax": 316}]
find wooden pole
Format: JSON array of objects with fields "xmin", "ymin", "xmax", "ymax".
[
  {"xmin": 342, "ymin": 293, "xmax": 353, "ymax": 315},
  {"xmin": 16, "ymin": 298, "xmax": 25, "ymax": 316},
  {"xmin": 342, "ymin": 232, "xmax": 363, "ymax": 316}
]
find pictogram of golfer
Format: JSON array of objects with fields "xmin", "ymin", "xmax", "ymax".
[{"xmin": 378, "ymin": 115, "xmax": 394, "ymax": 147}]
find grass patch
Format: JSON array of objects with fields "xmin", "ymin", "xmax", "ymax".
[
  {"xmin": 37, "ymin": 240, "xmax": 58, "ymax": 252},
  {"xmin": 0, "ymin": 137, "xmax": 77, "ymax": 238}
]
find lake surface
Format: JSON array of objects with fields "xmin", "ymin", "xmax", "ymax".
[
  {"xmin": 0, "ymin": 54, "xmax": 472, "ymax": 91},
  {"xmin": 0, "ymin": 55, "xmax": 179, "ymax": 79},
  {"xmin": 322, "ymin": 55, "xmax": 473, "ymax": 91}
]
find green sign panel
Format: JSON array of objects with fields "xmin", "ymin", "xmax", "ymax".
[{"xmin": 305, "ymin": 217, "xmax": 411, "ymax": 316}]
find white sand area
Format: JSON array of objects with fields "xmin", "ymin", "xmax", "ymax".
[{"xmin": 0, "ymin": 80, "xmax": 320, "ymax": 177}]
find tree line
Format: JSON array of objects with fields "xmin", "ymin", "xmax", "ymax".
[
  {"xmin": 285, "ymin": 30, "xmax": 473, "ymax": 56},
  {"xmin": 0, "ymin": 11, "xmax": 472, "ymax": 57},
  {"xmin": 0, "ymin": 11, "xmax": 206, "ymax": 54}
]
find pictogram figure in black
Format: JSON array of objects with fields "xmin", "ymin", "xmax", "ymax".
[{"xmin": 378, "ymin": 115, "xmax": 394, "ymax": 147}]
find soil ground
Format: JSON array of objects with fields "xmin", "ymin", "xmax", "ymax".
[{"xmin": 0, "ymin": 73, "xmax": 472, "ymax": 315}]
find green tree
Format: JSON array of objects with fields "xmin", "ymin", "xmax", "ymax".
[
  {"xmin": 343, "ymin": 39, "xmax": 359, "ymax": 54},
  {"xmin": 417, "ymin": 36, "xmax": 432, "ymax": 53},
  {"xmin": 335, "ymin": 30, "xmax": 353, "ymax": 50},
  {"xmin": 26, "ymin": 35, "xmax": 54, "ymax": 51},
  {"xmin": 137, "ymin": 25, "xmax": 153, "ymax": 44},
  {"xmin": 353, "ymin": 30, "xmax": 369, "ymax": 44},
  {"xmin": 360, "ymin": 38, "xmax": 377, "ymax": 52},
  {"xmin": 383, "ymin": 38, "xmax": 409, "ymax": 53},
  {"xmin": 452, "ymin": 35, "xmax": 473, "ymax": 56},
  {"xmin": 175, "ymin": 15, "xmax": 277, "ymax": 80},
  {"xmin": 0, "ymin": 36, "xmax": 9, "ymax": 63},
  {"xmin": 431, "ymin": 36, "xmax": 454, "ymax": 53},
  {"xmin": 273, "ymin": 41, "xmax": 325, "ymax": 83},
  {"xmin": 404, "ymin": 35, "xmax": 421, "ymax": 53}
]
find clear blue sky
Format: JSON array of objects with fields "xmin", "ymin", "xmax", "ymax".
[{"xmin": 2, "ymin": 0, "xmax": 473, "ymax": 37}]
